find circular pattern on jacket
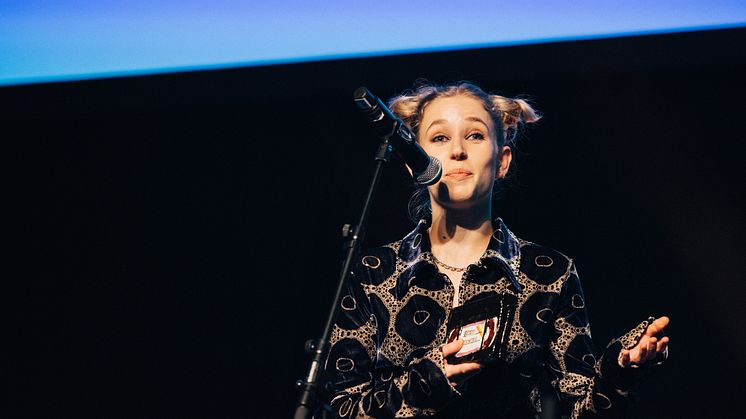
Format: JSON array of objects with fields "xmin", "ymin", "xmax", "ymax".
[
  {"xmin": 361, "ymin": 393, "xmax": 372, "ymax": 415},
  {"xmin": 338, "ymin": 398, "xmax": 353, "ymax": 417},
  {"xmin": 536, "ymin": 308, "xmax": 553, "ymax": 324},
  {"xmin": 572, "ymin": 294, "xmax": 585, "ymax": 309},
  {"xmin": 406, "ymin": 275, "xmax": 417, "ymax": 289},
  {"xmin": 374, "ymin": 390, "xmax": 387, "ymax": 408},
  {"xmin": 362, "ymin": 255, "xmax": 381, "ymax": 269},
  {"xmin": 410, "ymin": 369, "xmax": 432, "ymax": 396},
  {"xmin": 583, "ymin": 353, "xmax": 596, "ymax": 366},
  {"xmin": 595, "ymin": 392, "xmax": 612, "ymax": 409},
  {"xmin": 519, "ymin": 291, "xmax": 558, "ymax": 343},
  {"xmin": 519, "ymin": 244, "xmax": 568, "ymax": 285},
  {"xmin": 341, "ymin": 295, "xmax": 356, "ymax": 311},
  {"xmin": 535, "ymin": 255, "xmax": 554, "ymax": 267},
  {"xmin": 493, "ymin": 228, "xmax": 505, "ymax": 243},
  {"xmin": 412, "ymin": 233, "xmax": 422, "ymax": 249},
  {"xmin": 395, "ymin": 295, "xmax": 445, "ymax": 346},
  {"xmin": 413, "ymin": 310, "xmax": 431, "ymax": 325},
  {"xmin": 336, "ymin": 357, "xmax": 355, "ymax": 372}
]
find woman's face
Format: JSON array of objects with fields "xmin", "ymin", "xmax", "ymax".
[{"xmin": 417, "ymin": 94, "xmax": 512, "ymax": 211}]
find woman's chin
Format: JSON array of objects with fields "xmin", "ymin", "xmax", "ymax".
[{"xmin": 436, "ymin": 195, "xmax": 487, "ymax": 211}]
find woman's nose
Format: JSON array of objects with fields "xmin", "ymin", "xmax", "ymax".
[{"xmin": 449, "ymin": 138, "xmax": 467, "ymax": 160}]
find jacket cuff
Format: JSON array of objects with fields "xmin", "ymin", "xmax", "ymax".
[
  {"xmin": 599, "ymin": 317, "xmax": 667, "ymax": 391},
  {"xmin": 426, "ymin": 345, "xmax": 462, "ymax": 398}
]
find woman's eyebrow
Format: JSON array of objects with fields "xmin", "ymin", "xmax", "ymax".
[
  {"xmin": 425, "ymin": 119, "xmax": 447, "ymax": 132},
  {"xmin": 465, "ymin": 116, "xmax": 489, "ymax": 128},
  {"xmin": 425, "ymin": 116, "xmax": 489, "ymax": 132}
]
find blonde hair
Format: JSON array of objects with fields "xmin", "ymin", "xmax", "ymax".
[
  {"xmin": 388, "ymin": 81, "xmax": 540, "ymax": 146},
  {"xmin": 387, "ymin": 81, "xmax": 541, "ymax": 223}
]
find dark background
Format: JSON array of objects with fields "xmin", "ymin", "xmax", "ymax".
[{"xmin": 3, "ymin": 27, "xmax": 745, "ymax": 418}]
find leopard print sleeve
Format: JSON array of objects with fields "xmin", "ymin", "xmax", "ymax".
[{"xmin": 547, "ymin": 263, "xmax": 667, "ymax": 419}]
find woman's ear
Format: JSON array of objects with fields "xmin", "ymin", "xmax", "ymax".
[{"xmin": 496, "ymin": 145, "xmax": 512, "ymax": 178}]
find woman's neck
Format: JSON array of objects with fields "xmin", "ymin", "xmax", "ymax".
[{"xmin": 428, "ymin": 204, "xmax": 493, "ymax": 266}]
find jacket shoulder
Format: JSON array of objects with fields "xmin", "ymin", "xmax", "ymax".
[
  {"xmin": 517, "ymin": 239, "xmax": 574, "ymax": 286},
  {"xmin": 350, "ymin": 243, "xmax": 400, "ymax": 286}
]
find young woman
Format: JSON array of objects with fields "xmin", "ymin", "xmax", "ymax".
[{"xmin": 323, "ymin": 82, "xmax": 669, "ymax": 418}]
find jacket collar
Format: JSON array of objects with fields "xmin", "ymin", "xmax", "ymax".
[{"xmin": 398, "ymin": 217, "xmax": 523, "ymax": 292}]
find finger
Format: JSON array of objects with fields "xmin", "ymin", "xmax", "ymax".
[
  {"xmin": 456, "ymin": 362, "xmax": 483, "ymax": 375},
  {"xmin": 646, "ymin": 316, "xmax": 670, "ymax": 337},
  {"xmin": 656, "ymin": 336, "xmax": 669, "ymax": 354},
  {"xmin": 655, "ymin": 316, "xmax": 670, "ymax": 329},
  {"xmin": 635, "ymin": 336, "xmax": 649, "ymax": 363},
  {"xmin": 445, "ymin": 362, "xmax": 483, "ymax": 384},
  {"xmin": 627, "ymin": 348, "xmax": 638, "ymax": 364},
  {"xmin": 620, "ymin": 350, "xmax": 631, "ymax": 368},
  {"xmin": 442, "ymin": 340, "xmax": 464, "ymax": 358},
  {"xmin": 645, "ymin": 337, "xmax": 658, "ymax": 362}
]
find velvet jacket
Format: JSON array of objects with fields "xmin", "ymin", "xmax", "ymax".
[{"xmin": 323, "ymin": 218, "xmax": 664, "ymax": 418}]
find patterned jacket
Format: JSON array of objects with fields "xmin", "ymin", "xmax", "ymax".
[{"xmin": 323, "ymin": 218, "xmax": 664, "ymax": 418}]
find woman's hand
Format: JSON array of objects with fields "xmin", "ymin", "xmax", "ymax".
[
  {"xmin": 620, "ymin": 316, "xmax": 670, "ymax": 367},
  {"xmin": 442, "ymin": 340, "xmax": 483, "ymax": 388}
]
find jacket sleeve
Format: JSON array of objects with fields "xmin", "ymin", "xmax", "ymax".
[
  {"xmin": 547, "ymin": 262, "xmax": 667, "ymax": 419},
  {"xmin": 321, "ymin": 259, "xmax": 456, "ymax": 418}
]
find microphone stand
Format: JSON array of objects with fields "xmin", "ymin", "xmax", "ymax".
[{"xmin": 293, "ymin": 136, "xmax": 392, "ymax": 419}]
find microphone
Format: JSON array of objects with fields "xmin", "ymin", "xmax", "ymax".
[{"xmin": 353, "ymin": 87, "xmax": 442, "ymax": 186}]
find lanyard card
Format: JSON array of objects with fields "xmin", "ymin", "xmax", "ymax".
[{"xmin": 445, "ymin": 293, "xmax": 518, "ymax": 365}]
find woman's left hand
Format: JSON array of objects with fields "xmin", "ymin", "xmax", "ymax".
[{"xmin": 620, "ymin": 316, "xmax": 670, "ymax": 367}]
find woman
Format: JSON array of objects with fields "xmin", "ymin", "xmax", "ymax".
[{"xmin": 323, "ymin": 81, "xmax": 669, "ymax": 418}]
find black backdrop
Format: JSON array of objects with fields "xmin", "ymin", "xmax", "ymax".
[{"xmin": 4, "ymin": 27, "xmax": 745, "ymax": 418}]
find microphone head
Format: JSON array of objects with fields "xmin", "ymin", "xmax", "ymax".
[
  {"xmin": 353, "ymin": 87, "xmax": 378, "ymax": 112},
  {"xmin": 353, "ymin": 86, "xmax": 370, "ymax": 100},
  {"xmin": 415, "ymin": 157, "xmax": 442, "ymax": 186}
]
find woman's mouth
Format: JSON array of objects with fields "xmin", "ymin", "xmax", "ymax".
[{"xmin": 444, "ymin": 169, "xmax": 472, "ymax": 180}]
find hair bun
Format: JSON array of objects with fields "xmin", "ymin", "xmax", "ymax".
[{"xmin": 491, "ymin": 96, "xmax": 541, "ymax": 142}]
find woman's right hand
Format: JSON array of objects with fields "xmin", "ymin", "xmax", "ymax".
[{"xmin": 442, "ymin": 340, "xmax": 483, "ymax": 388}]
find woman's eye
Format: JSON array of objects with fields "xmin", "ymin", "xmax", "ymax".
[
  {"xmin": 467, "ymin": 132, "xmax": 485, "ymax": 140},
  {"xmin": 431, "ymin": 135, "xmax": 448, "ymax": 142}
]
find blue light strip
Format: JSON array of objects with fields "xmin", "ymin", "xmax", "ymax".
[{"xmin": 2, "ymin": 1, "xmax": 745, "ymax": 86}]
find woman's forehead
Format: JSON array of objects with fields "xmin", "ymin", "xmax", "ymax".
[{"xmin": 421, "ymin": 95, "xmax": 493, "ymax": 126}]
